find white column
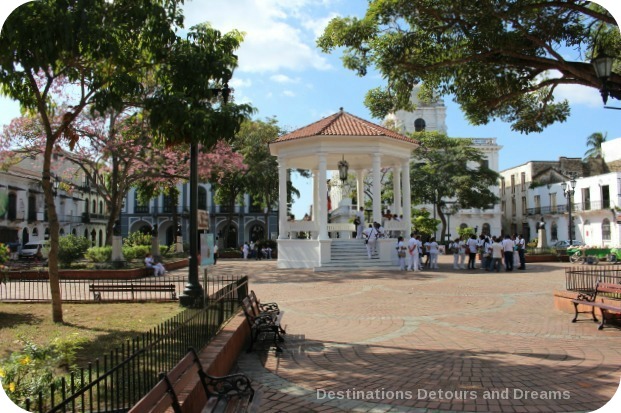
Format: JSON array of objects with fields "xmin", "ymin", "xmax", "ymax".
[
  {"xmin": 356, "ymin": 170, "xmax": 365, "ymax": 212},
  {"xmin": 402, "ymin": 159, "xmax": 412, "ymax": 235},
  {"xmin": 318, "ymin": 154, "xmax": 329, "ymax": 240},
  {"xmin": 278, "ymin": 159, "xmax": 288, "ymax": 239},
  {"xmin": 394, "ymin": 165, "xmax": 402, "ymax": 217},
  {"xmin": 372, "ymin": 153, "xmax": 382, "ymax": 223}
]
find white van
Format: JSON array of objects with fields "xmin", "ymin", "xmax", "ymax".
[{"xmin": 19, "ymin": 241, "xmax": 50, "ymax": 260}]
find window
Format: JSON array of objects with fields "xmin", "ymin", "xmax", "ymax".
[
  {"xmin": 480, "ymin": 159, "xmax": 489, "ymax": 169},
  {"xmin": 511, "ymin": 175, "xmax": 515, "ymax": 194},
  {"xmin": 602, "ymin": 185, "xmax": 610, "ymax": 209},
  {"xmin": 99, "ymin": 200, "xmax": 104, "ymax": 214},
  {"xmin": 198, "ymin": 186, "xmax": 207, "ymax": 210},
  {"xmin": 550, "ymin": 193, "xmax": 557, "ymax": 213},
  {"xmin": 511, "ymin": 198, "xmax": 516, "ymax": 216},
  {"xmin": 521, "ymin": 172, "xmax": 526, "ymax": 191},
  {"xmin": 603, "ymin": 218, "xmax": 611, "ymax": 241},
  {"xmin": 501, "ymin": 178, "xmax": 505, "ymax": 195},
  {"xmin": 551, "ymin": 222, "xmax": 558, "ymax": 241},
  {"xmin": 582, "ymin": 188, "xmax": 591, "ymax": 211},
  {"xmin": 134, "ymin": 193, "xmax": 149, "ymax": 213},
  {"xmin": 521, "ymin": 197, "xmax": 527, "ymax": 215},
  {"xmin": 482, "ymin": 223, "xmax": 490, "ymax": 235},
  {"xmin": 501, "ymin": 201, "xmax": 506, "ymax": 213},
  {"xmin": 534, "ymin": 195, "xmax": 541, "ymax": 215},
  {"xmin": 414, "ymin": 118, "xmax": 426, "ymax": 132},
  {"xmin": 163, "ymin": 194, "xmax": 174, "ymax": 213}
]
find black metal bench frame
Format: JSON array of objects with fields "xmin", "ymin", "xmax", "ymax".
[
  {"xmin": 572, "ymin": 281, "xmax": 621, "ymax": 330},
  {"xmin": 241, "ymin": 294, "xmax": 285, "ymax": 353},
  {"xmin": 89, "ymin": 283, "xmax": 177, "ymax": 301},
  {"xmin": 129, "ymin": 347, "xmax": 259, "ymax": 413}
]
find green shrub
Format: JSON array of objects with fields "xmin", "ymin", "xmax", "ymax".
[
  {"xmin": 58, "ymin": 235, "xmax": 91, "ymax": 266},
  {"xmin": 124, "ymin": 231, "xmax": 152, "ymax": 247},
  {"xmin": 84, "ymin": 246, "xmax": 112, "ymax": 263},
  {"xmin": 123, "ymin": 245, "xmax": 150, "ymax": 262},
  {"xmin": 0, "ymin": 335, "xmax": 88, "ymax": 410}
]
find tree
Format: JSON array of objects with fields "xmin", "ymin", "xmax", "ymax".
[
  {"xmin": 235, "ymin": 118, "xmax": 281, "ymax": 239},
  {"xmin": 410, "ymin": 132, "xmax": 499, "ymax": 242},
  {"xmin": 318, "ymin": 0, "xmax": 620, "ymax": 133},
  {"xmin": 0, "ymin": 0, "xmax": 183, "ymax": 323},
  {"xmin": 146, "ymin": 23, "xmax": 253, "ymax": 303},
  {"xmin": 584, "ymin": 131, "xmax": 608, "ymax": 159}
]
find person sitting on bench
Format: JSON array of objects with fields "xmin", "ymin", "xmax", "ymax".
[{"xmin": 145, "ymin": 253, "xmax": 166, "ymax": 276}]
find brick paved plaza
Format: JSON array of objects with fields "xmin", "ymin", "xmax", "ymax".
[{"xmin": 208, "ymin": 256, "xmax": 621, "ymax": 413}]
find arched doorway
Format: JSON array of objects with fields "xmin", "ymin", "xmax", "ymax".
[{"xmin": 250, "ymin": 223, "xmax": 265, "ymax": 242}]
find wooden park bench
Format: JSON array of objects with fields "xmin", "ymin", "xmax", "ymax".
[
  {"xmin": 248, "ymin": 290, "xmax": 284, "ymax": 333},
  {"xmin": 89, "ymin": 283, "xmax": 177, "ymax": 301},
  {"xmin": 572, "ymin": 281, "xmax": 621, "ymax": 330},
  {"xmin": 129, "ymin": 347, "xmax": 260, "ymax": 413},
  {"xmin": 241, "ymin": 294, "xmax": 285, "ymax": 353}
]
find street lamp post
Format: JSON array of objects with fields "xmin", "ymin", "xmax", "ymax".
[
  {"xmin": 441, "ymin": 202, "xmax": 456, "ymax": 243},
  {"xmin": 561, "ymin": 174, "xmax": 577, "ymax": 245},
  {"xmin": 179, "ymin": 86, "xmax": 230, "ymax": 308}
]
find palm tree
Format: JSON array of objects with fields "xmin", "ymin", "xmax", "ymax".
[{"xmin": 584, "ymin": 132, "xmax": 607, "ymax": 160}]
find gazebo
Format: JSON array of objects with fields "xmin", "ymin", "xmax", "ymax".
[{"xmin": 269, "ymin": 108, "xmax": 419, "ymax": 269}]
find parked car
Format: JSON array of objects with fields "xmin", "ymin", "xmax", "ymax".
[
  {"xmin": 553, "ymin": 240, "xmax": 584, "ymax": 248},
  {"xmin": 18, "ymin": 241, "xmax": 50, "ymax": 260}
]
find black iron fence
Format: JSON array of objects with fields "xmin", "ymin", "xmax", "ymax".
[
  {"xmin": 0, "ymin": 277, "xmax": 188, "ymax": 302},
  {"xmin": 565, "ymin": 266, "xmax": 621, "ymax": 298},
  {"xmin": 19, "ymin": 275, "xmax": 248, "ymax": 413}
]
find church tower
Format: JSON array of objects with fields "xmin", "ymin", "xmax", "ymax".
[
  {"xmin": 386, "ymin": 86, "xmax": 503, "ymax": 238},
  {"xmin": 385, "ymin": 86, "xmax": 448, "ymax": 134}
]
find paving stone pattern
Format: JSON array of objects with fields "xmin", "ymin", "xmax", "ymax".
[{"xmin": 204, "ymin": 257, "xmax": 621, "ymax": 413}]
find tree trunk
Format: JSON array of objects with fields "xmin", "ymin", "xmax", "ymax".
[{"xmin": 43, "ymin": 144, "xmax": 63, "ymax": 323}]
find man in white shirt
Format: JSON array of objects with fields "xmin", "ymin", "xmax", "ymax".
[
  {"xmin": 501, "ymin": 235, "xmax": 515, "ymax": 271},
  {"xmin": 407, "ymin": 232, "xmax": 420, "ymax": 271}
]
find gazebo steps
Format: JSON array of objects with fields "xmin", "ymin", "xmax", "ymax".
[{"xmin": 317, "ymin": 238, "xmax": 395, "ymax": 271}]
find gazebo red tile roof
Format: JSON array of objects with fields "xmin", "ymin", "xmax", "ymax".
[{"xmin": 274, "ymin": 108, "xmax": 415, "ymax": 143}]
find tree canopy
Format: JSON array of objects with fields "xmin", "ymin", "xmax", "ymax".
[
  {"xmin": 318, "ymin": 0, "xmax": 620, "ymax": 134},
  {"xmin": 410, "ymin": 131, "xmax": 499, "ymax": 242}
]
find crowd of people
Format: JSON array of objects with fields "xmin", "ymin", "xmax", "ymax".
[
  {"xmin": 395, "ymin": 232, "xmax": 527, "ymax": 272},
  {"xmin": 241, "ymin": 241, "xmax": 273, "ymax": 260}
]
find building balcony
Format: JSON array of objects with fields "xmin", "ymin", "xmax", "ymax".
[
  {"xmin": 81, "ymin": 213, "xmax": 109, "ymax": 223},
  {"xmin": 526, "ymin": 205, "xmax": 568, "ymax": 215}
]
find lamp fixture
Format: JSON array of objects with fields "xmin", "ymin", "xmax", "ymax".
[
  {"xmin": 592, "ymin": 54, "xmax": 621, "ymax": 107},
  {"xmin": 337, "ymin": 155, "xmax": 349, "ymax": 182}
]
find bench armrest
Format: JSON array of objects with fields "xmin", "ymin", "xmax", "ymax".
[{"xmin": 201, "ymin": 372, "xmax": 255, "ymax": 401}]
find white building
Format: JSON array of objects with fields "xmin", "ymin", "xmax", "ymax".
[
  {"xmin": 386, "ymin": 88, "xmax": 503, "ymax": 238},
  {"xmin": 0, "ymin": 152, "xmax": 108, "ymax": 247},
  {"xmin": 499, "ymin": 137, "xmax": 621, "ymax": 246}
]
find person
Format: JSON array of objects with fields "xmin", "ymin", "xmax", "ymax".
[
  {"xmin": 502, "ymin": 234, "xmax": 515, "ymax": 271},
  {"xmin": 516, "ymin": 234, "xmax": 526, "ymax": 270},
  {"xmin": 242, "ymin": 242, "xmax": 249, "ymax": 259},
  {"xmin": 491, "ymin": 236, "xmax": 504, "ymax": 272},
  {"xmin": 512, "ymin": 234, "xmax": 520, "ymax": 268},
  {"xmin": 427, "ymin": 237, "xmax": 439, "ymax": 269},
  {"xmin": 466, "ymin": 234, "xmax": 478, "ymax": 269},
  {"xmin": 213, "ymin": 243, "xmax": 219, "ymax": 265},
  {"xmin": 396, "ymin": 236, "xmax": 407, "ymax": 270},
  {"xmin": 355, "ymin": 207, "xmax": 365, "ymax": 239},
  {"xmin": 363, "ymin": 224, "xmax": 378, "ymax": 258},
  {"xmin": 145, "ymin": 253, "xmax": 166, "ymax": 276},
  {"xmin": 407, "ymin": 232, "xmax": 420, "ymax": 271},
  {"xmin": 458, "ymin": 236, "xmax": 467, "ymax": 269},
  {"xmin": 449, "ymin": 237, "xmax": 460, "ymax": 269},
  {"xmin": 265, "ymin": 246, "xmax": 272, "ymax": 259}
]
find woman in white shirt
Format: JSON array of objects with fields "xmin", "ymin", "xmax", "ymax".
[
  {"xmin": 396, "ymin": 236, "xmax": 407, "ymax": 270},
  {"xmin": 427, "ymin": 237, "xmax": 440, "ymax": 269}
]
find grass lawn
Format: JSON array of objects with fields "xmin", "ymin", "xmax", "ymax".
[{"xmin": 0, "ymin": 302, "xmax": 184, "ymax": 366}]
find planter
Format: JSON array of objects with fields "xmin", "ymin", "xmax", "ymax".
[
  {"xmin": 525, "ymin": 254, "xmax": 565, "ymax": 263},
  {"xmin": 6, "ymin": 259, "xmax": 189, "ymax": 280}
]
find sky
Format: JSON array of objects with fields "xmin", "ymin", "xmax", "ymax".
[{"xmin": 1, "ymin": 0, "xmax": 621, "ymax": 221}]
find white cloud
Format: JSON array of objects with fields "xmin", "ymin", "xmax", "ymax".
[
  {"xmin": 229, "ymin": 77, "xmax": 252, "ymax": 90},
  {"xmin": 301, "ymin": 12, "xmax": 340, "ymax": 38},
  {"xmin": 270, "ymin": 74, "xmax": 300, "ymax": 84},
  {"xmin": 282, "ymin": 90, "xmax": 296, "ymax": 97},
  {"xmin": 182, "ymin": 0, "xmax": 332, "ymax": 73},
  {"xmin": 554, "ymin": 83, "xmax": 603, "ymax": 108}
]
